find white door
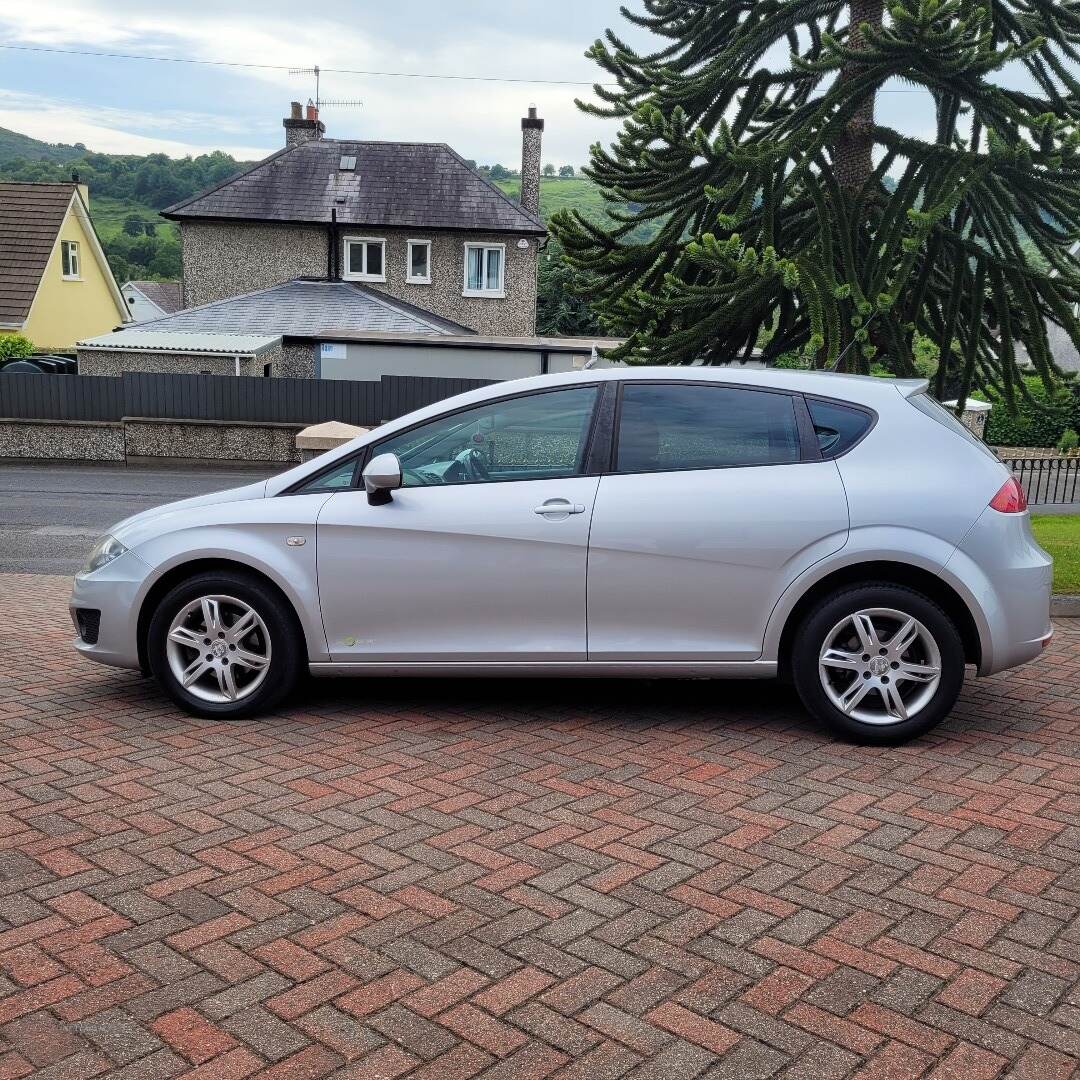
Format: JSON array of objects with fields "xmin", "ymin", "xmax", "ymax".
[
  {"xmin": 317, "ymin": 384, "xmax": 602, "ymax": 662},
  {"xmin": 587, "ymin": 382, "xmax": 850, "ymax": 661}
]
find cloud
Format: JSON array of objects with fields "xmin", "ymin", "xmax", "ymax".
[{"xmin": 0, "ymin": 91, "xmax": 269, "ymax": 159}]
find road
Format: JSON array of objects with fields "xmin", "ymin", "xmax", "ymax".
[{"xmin": 0, "ymin": 461, "xmax": 284, "ymax": 575}]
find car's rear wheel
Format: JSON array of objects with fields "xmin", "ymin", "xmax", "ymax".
[
  {"xmin": 147, "ymin": 570, "xmax": 302, "ymax": 719},
  {"xmin": 791, "ymin": 584, "xmax": 966, "ymax": 743}
]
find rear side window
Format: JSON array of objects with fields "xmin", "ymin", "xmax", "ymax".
[
  {"xmin": 616, "ymin": 383, "xmax": 801, "ymax": 472},
  {"xmin": 908, "ymin": 392, "xmax": 998, "ymax": 460},
  {"xmin": 807, "ymin": 398, "xmax": 874, "ymax": 458}
]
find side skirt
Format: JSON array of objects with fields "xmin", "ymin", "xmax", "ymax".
[{"xmin": 308, "ymin": 660, "xmax": 778, "ymax": 679}]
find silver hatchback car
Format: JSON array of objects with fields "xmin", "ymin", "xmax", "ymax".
[{"xmin": 70, "ymin": 367, "xmax": 1053, "ymax": 742}]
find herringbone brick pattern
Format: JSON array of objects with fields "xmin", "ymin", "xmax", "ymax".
[{"xmin": 1, "ymin": 572, "xmax": 1077, "ymax": 1080}]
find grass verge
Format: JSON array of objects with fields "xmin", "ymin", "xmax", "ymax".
[{"xmin": 1032, "ymin": 515, "xmax": 1080, "ymax": 593}]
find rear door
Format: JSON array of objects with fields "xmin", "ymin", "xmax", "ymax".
[{"xmin": 587, "ymin": 381, "xmax": 850, "ymax": 662}]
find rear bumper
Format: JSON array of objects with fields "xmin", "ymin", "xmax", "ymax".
[{"xmin": 947, "ymin": 508, "xmax": 1053, "ymax": 676}]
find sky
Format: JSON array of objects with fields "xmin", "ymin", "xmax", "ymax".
[
  {"xmin": 0, "ymin": 0, "xmax": 642, "ymax": 166},
  {"xmin": 0, "ymin": 1, "xmax": 1052, "ymax": 169}
]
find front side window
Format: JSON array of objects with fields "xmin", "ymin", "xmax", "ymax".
[
  {"xmin": 299, "ymin": 456, "xmax": 359, "ymax": 493},
  {"xmin": 61, "ymin": 240, "xmax": 80, "ymax": 279},
  {"xmin": 372, "ymin": 386, "xmax": 598, "ymax": 487},
  {"xmin": 464, "ymin": 243, "xmax": 504, "ymax": 296},
  {"xmin": 407, "ymin": 240, "xmax": 431, "ymax": 284},
  {"xmin": 344, "ymin": 237, "xmax": 385, "ymax": 281},
  {"xmin": 616, "ymin": 383, "xmax": 801, "ymax": 473}
]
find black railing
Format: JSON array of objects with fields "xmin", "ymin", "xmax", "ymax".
[
  {"xmin": 0, "ymin": 371, "xmax": 494, "ymax": 428},
  {"xmin": 1001, "ymin": 456, "xmax": 1080, "ymax": 505}
]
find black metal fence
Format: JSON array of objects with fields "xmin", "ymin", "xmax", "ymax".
[
  {"xmin": 1001, "ymin": 456, "xmax": 1080, "ymax": 505},
  {"xmin": 0, "ymin": 371, "xmax": 494, "ymax": 427}
]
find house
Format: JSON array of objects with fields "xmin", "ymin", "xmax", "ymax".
[
  {"xmin": 121, "ymin": 280, "xmax": 183, "ymax": 322},
  {"xmin": 76, "ymin": 103, "xmax": 618, "ymax": 381},
  {"xmin": 0, "ymin": 181, "xmax": 129, "ymax": 350},
  {"xmin": 161, "ymin": 102, "xmax": 547, "ymax": 337}
]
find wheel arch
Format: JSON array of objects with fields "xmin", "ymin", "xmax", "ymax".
[
  {"xmin": 774, "ymin": 560, "xmax": 983, "ymax": 679},
  {"xmin": 136, "ymin": 558, "xmax": 311, "ymax": 674}
]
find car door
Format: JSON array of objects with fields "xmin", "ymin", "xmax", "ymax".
[
  {"xmin": 317, "ymin": 383, "xmax": 602, "ymax": 663},
  {"xmin": 587, "ymin": 381, "xmax": 850, "ymax": 662}
]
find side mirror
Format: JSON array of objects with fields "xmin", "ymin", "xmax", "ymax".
[{"xmin": 362, "ymin": 453, "xmax": 402, "ymax": 505}]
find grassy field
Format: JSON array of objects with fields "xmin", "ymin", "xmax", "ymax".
[
  {"xmin": 495, "ymin": 177, "xmax": 612, "ymax": 224},
  {"xmin": 1032, "ymin": 515, "xmax": 1080, "ymax": 594},
  {"xmin": 88, "ymin": 196, "xmax": 172, "ymax": 240}
]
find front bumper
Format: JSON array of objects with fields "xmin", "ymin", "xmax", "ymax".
[{"xmin": 69, "ymin": 550, "xmax": 152, "ymax": 671}]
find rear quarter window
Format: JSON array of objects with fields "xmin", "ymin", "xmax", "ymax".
[
  {"xmin": 806, "ymin": 398, "xmax": 874, "ymax": 458},
  {"xmin": 907, "ymin": 392, "xmax": 998, "ymax": 461}
]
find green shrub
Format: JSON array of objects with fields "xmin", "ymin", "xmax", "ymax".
[
  {"xmin": 1059, "ymin": 428, "xmax": 1079, "ymax": 453},
  {"xmin": 976, "ymin": 377, "xmax": 1080, "ymax": 448},
  {"xmin": 772, "ymin": 352, "xmax": 810, "ymax": 370},
  {"xmin": 0, "ymin": 333, "xmax": 33, "ymax": 360}
]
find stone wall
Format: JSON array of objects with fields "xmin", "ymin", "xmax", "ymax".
[
  {"xmin": 0, "ymin": 420, "xmax": 125, "ymax": 461},
  {"xmin": 0, "ymin": 417, "xmax": 302, "ymax": 463},
  {"xmin": 124, "ymin": 419, "xmax": 302, "ymax": 463},
  {"xmin": 78, "ymin": 347, "xmax": 278, "ymax": 377},
  {"xmin": 179, "ymin": 221, "xmax": 539, "ymax": 335},
  {"xmin": 181, "ymin": 221, "xmax": 328, "ymax": 308}
]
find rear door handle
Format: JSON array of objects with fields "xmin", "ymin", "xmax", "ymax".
[{"xmin": 533, "ymin": 499, "xmax": 586, "ymax": 517}]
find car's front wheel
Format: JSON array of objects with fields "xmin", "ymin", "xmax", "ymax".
[
  {"xmin": 147, "ymin": 570, "xmax": 302, "ymax": 719},
  {"xmin": 791, "ymin": 584, "xmax": 966, "ymax": 743}
]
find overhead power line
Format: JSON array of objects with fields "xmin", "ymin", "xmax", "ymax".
[
  {"xmin": 0, "ymin": 41, "xmax": 932, "ymax": 91},
  {"xmin": 0, "ymin": 42, "xmax": 614, "ymax": 86}
]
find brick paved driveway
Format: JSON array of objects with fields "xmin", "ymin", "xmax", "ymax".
[{"xmin": 1, "ymin": 573, "xmax": 1077, "ymax": 1080}]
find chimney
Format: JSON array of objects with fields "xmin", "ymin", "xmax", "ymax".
[
  {"xmin": 71, "ymin": 169, "xmax": 89, "ymax": 208},
  {"xmin": 520, "ymin": 104, "xmax": 544, "ymax": 217},
  {"xmin": 283, "ymin": 100, "xmax": 325, "ymax": 147}
]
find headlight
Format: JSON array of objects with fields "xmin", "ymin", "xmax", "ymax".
[{"xmin": 79, "ymin": 535, "xmax": 128, "ymax": 576}]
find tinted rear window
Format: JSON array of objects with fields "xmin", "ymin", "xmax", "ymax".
[
  {"xmin": 807, "ymin": 398, "xmax": 874, "ymax": 458},
  {"xmin": 616, "ymin": 383, "xmax": 801, "ymax": 472},
  {"xmin": 908, "ymin": 392, "xmax": 998, "ymax": 460}
]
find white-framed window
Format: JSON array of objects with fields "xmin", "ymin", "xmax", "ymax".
[
  {"xmin": 406, "ymin": 239, "xmax": 432, "ymax": 285},
  {"xmin": 61, "ymin": 240, "xmax": 81, "ymax": 280},
  {"xmin": 343, "ymin": 236, "xmax": 386, "ymax": 282},
  {"xmin": 464, "ymin": 243, "xmax": 505, "ymax": 297}
]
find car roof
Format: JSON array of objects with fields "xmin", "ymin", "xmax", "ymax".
[{"xmin": 507, "ymin": 365, "xmax": 926, "ymax": 406}]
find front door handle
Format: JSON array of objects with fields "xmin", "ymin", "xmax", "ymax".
[{"xmin": 533, "ymin": 499, "xmax": 586, "ymax": 517}]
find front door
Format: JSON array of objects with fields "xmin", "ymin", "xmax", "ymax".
[
  {"xmin": 587, "ymin": 381, "xmax": 850, "ymax": 661},
  {"xmin": 317, "ymin": 384, "xmax": 602, "ymax": 662}
]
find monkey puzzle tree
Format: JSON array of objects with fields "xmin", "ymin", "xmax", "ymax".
[{"xmin": 552, "ymin": 0, "xmax": 1080, "ymax": 407}]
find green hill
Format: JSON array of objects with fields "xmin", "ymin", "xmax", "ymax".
[
  {"xmin": 494, "ymin": 176, "xmax": 612, "ymax": 224},
  {"xmin": 0, "ymin": 126, "xmax": 86, "ymax": 165}
]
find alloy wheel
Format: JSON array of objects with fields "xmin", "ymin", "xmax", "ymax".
[
  {"xmin": 165, "ymin": 594, "xmax": 271, "ymax": 704},
  {"xmin": 818, "ymin": 607, "xmax": 942, "ymax": 726}
]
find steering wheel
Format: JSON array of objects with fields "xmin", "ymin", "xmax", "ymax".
[{"xmin": 462, "ymin": 447, "xmax": 491, "ymax": 481}]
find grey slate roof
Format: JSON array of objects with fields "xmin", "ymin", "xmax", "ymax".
[
  {"xmin": 122, "ymin": 279, "xmax": 472, "ymax": 339},
  {"xmin": 162, "ymin": 140, "xmax": 546, "ymax": 235},
  {"xmin": 0, "ymin": 182, "xmax": 78, "ymax": 325},
  {"xmin": 127, "ymin": 280, "xmax": 183, "ymax": 314}
]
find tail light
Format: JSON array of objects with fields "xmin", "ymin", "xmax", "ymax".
[{"xmin": 989, "ymin": 476, "xmax": 1028, "ymax": 513}]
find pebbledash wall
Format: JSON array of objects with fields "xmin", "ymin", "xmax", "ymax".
[
  {"xmin": 78, "ymin": 345, "xmax": 283, "ymax": 377},
  {"xmin": 179, "ymin": 221, "xmax": 540, "ymax": 336},
  {"xmin": 0, "ymin": 417, "xmax": 303, "ymax": 463}
]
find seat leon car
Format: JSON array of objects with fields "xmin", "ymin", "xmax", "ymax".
[{"xmin": 70, "ymin": 367, "xmax": 1053, "ymax": 742}]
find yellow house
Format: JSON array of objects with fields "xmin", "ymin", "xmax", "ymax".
[{"xmin": 0, "ymin": 181, "xmax": 129, "ymax": 351}]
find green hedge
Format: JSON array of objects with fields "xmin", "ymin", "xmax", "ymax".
[{"xmin": 975, "ymin": 378, "xmax": 1080, "ymax": 448}]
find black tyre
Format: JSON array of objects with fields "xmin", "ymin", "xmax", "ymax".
[
  {"xmin": 147, "ymin": 570, "xmax": 303, "ymax": 719},
  {"xmin": 791, "ymin": 583, "xmax": 966, "ymax": 743}
]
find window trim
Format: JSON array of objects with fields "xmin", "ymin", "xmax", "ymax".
[
  {"xmin": 609, "ymin": 379, "xmax": 812, "ymax": 476},
  {"xmin": 463, "ymin": 242, "xmax": 505, "ymax": 298},
  {"xmin": 61, "ymin": 239, "xmax": 81, "ymax": 280},
  {"xmin": 406, "ymin": 239, "xmax": 432, "ymax": 285},
  {"xmin": 343, "ymin": 235, "xmax": 387, "ymax": 282}
]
